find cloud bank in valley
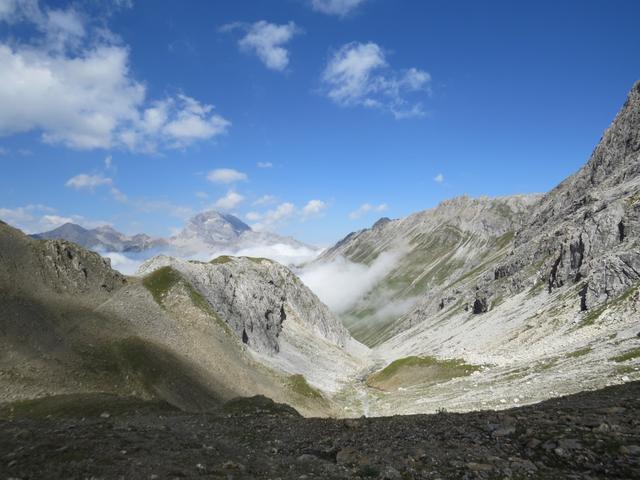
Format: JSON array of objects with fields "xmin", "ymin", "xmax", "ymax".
[
  {"xmin": 298, "ymin": 248, "xmax": 406, "ymax": 313},
  {"xmin": 103, "ymin": 242, "xmax": 321, "ymax": 276}
]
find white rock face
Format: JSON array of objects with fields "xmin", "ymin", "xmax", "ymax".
[{"xmin": 138, "ymin": 255, "xmax": 352, "ymax": 355}]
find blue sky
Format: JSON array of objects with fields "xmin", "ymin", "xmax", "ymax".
[{"xmin": 0, "ymin": 0, "xmax": 639, "ymax": 245}]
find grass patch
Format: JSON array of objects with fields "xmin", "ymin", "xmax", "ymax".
[
  {"xmin": 210, "ymin": 255, "xmax": 233, "ymax": 264},
  {"xmin": 246, "ymin": 256, "xmax": 272, "ymax": 264},
  {"xmin": 610, "ymin": 347, "xmax": 640, "ymax": 363},
  {"xmin": 366, "ymin": 356, "xmax": 481, "ymax": 391},
  {"xmin": 566, "ymin": 346, "xmax": 592, "ymax": 358},
  {"xmin": 287, "ymin": 374, "xmax": 324, "ymax": 400},
  {"xmin": 615, "ymin": 365, "xmax": 638, "ymax": 375},
  {"xmin": 142, "ymin": 267, "xmax": 232, "ymax": 335},
  {"xmin": 494, "ymin": 230, "xmax": 515, "ymax": 250},
  {"xmin": 142, "ymin": 266, "xmax": 182, "ymax": 305}
]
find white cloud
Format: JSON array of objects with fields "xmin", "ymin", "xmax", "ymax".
[
  {"xmin": 104, "ymin": 155, "xmax": 113, "ymax": 169},
  {"xmin": 310, "ymin": 0, "xmax": 367, "ymax": 16},
  {"xmin": 109, "ymin": 187, "xmax": 128, "ymax": 203},
  {"xmin": 213, "ymin": 190, "xmax": 244, "ymax": 211},
  {"xmin": 257, "ymin": 161, "xmax": 273, "ymax": 168},
  {"xmin": 231, "ymin": 243, "xmax": 319, "ymax": 267},
  {"xmin": 348, "ymin": 202, "xmax": 388, "ymax": 220},
  {"xmin": 251, "ymin": 202, "xmax": 295, "ymax": 231},
  {"xmin": 65, "ymin": 173, "xmax": 112, "ymax": 190},
  {"xmin": 322, "ymin": 42, "xmax": 431, "ymax": 119},
  {"xmin": 0, "ymin": 0, "xmax": 85, "ymax": 51},
  {"xmin": 299, "ymin": 248, "xmax": 405, "ymax": 313},
  {"xmin": 433, "ymin": 173, "xmax": 444, "ymax": 183},
  {"xmin": 195, "ymin": 191, "xmax": 209, "ymax": 199},
  {"xmin": 0, "ymin": 1, "xmax": 230, "ymax": 151},
  {"xmin": 101, "ymin": 251, "xmax": 143, "ymax": 275},
  {"xmin": 207, "ymin": 168, "xmax": 248, "ymax": 184},
  {"xmin": 130, "ymin": 198, "xmax": 192, "ymax": 219},
  {"xmin": 302, "ymin": 199, "xmax": 327, "ymax": 219},
  {"xmin": 228, "ymin": 20, "xmax": 299, "ymax": 71},
  {"xmin": 253, "ymin": 194, "xmax": 277, "ymax": 206},
  {"xmin": 245, "ymin": 211, "xmax": 262, "ymax": 222}
]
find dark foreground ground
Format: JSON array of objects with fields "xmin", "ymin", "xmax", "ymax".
[{"xmin": 1, "ymin": 382, "xmax": 640, "ymax": 480}]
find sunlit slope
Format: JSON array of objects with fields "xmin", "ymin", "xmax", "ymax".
[{"xmin": 318, "ymin": 195, "xmax": 539, "ymax": 345}]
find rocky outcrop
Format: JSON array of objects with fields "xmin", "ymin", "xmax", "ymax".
[
  {"xmin": 137, "ymin": 255, "xmax": 351, "ymax": 355},
  {"xmin": 1, "ymin": 221, "xmax": 126, "ymax": 297},
  {"xmin": 488, "ymin": 81, "xmax": 640, "ymax": 311}
]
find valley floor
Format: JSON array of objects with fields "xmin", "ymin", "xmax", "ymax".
[{"xmin": 1, "ymin": 382, "xmax": 639, "ymax": 479}]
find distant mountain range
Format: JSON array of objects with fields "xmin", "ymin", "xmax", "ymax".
[
  {"xmin": 31, "ymin": 223, "xmax": 167, "ymax": 253},
  {"xmin": 31, "ymin": 211, "xmax": 315, "ymax": 260}
]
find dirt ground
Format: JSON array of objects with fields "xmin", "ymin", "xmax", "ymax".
[{"xmin": 1, "ymin": 382, "xmax": 640, "ymax": 479}]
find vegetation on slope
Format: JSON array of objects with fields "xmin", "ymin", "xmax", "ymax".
[
  {"xmin": 610, "ymin": 348, "xmax": 640, "ymax": 363},
  {"xmin": 142, "ymin": 266, "xmax": 234, "ymax": 337},
  {"xmin": 287, "ymin": 374, "xmax": 324, "ymax": 400},
  {"xmin": 366, "ymin": 356, "xmax": 481, "ymax": 391}
]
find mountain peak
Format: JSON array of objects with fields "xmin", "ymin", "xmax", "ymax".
[
  {"xmin": 176, "ymin": 210, "xmax": 252, "ymax": 246},
  {"xmin": 188, "ymin": 211, "xmax": 251, "ymax": 234}
]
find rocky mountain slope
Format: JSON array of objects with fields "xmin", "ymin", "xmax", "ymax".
[
  {"xmin": 136, "ymin": 255, "xmax": 368, "ymax": 394},
  {"xmin": 306, "ymin": 81, "xmax": 640, "ymax": 416},
  {"xmin": 316, "ymin": 194, "xmax": 541, "ymax": 345},
  {"xmin": 0, "ymin": 221, "xmax": 365, "ymax": 417}
]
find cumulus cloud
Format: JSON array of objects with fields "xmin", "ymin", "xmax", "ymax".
[
  {"xmin": 299, "ymin": 248, "xmax": 405, "ymax": 313},
  {"xmin": 251, "ymin": 202, "xmax": 295, "ymax": 231},
  {"xmin": 207, "ymin": 168, "xmax": 248, "ymax": 184},
  {"xmin": 0, "ymin": 1, "xmax": 230, "ymax": 151},
  {"xmin": 302, "ymin": 199, "xmax": 327, "ymax": 219},
  {"xmin": 310, "ymin": 0, "xmax": 367, "ymax": 16},
  {"xmin": 222, "ymin": 20, "xmax": 300, "ymax": 71},
  {"xmin": 65, "ymin": 173, "xmax": 112, "ymax": 190},
  {"xmin": 64, "ymin": 166, "xmax": 192, "ymax": 218},
  {"xmin": 348, "ymin": 202, "xmax": 388, "ymax": 220},
  {"xmin": 433, "ymin": 173, "xmax": 444, "ymax": 183},
  {"xmin": 245, "ymin": 211, "xmax": 262, "ymax": 222},
  {"xmin": 213, "ymin": 190, "xmax": 244, "ymax": 210},
  {"xmin": 253, "ymin": 194, "xmax": 277, "ymax": 206},
  {"xmin": 322, "ymin": 42, "xmax": 431, "ymax": 119}
]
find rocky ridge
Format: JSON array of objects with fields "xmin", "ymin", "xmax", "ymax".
[{"xmin": 137, "ymin": 255, "xmax": 353, "ymax": 355}]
